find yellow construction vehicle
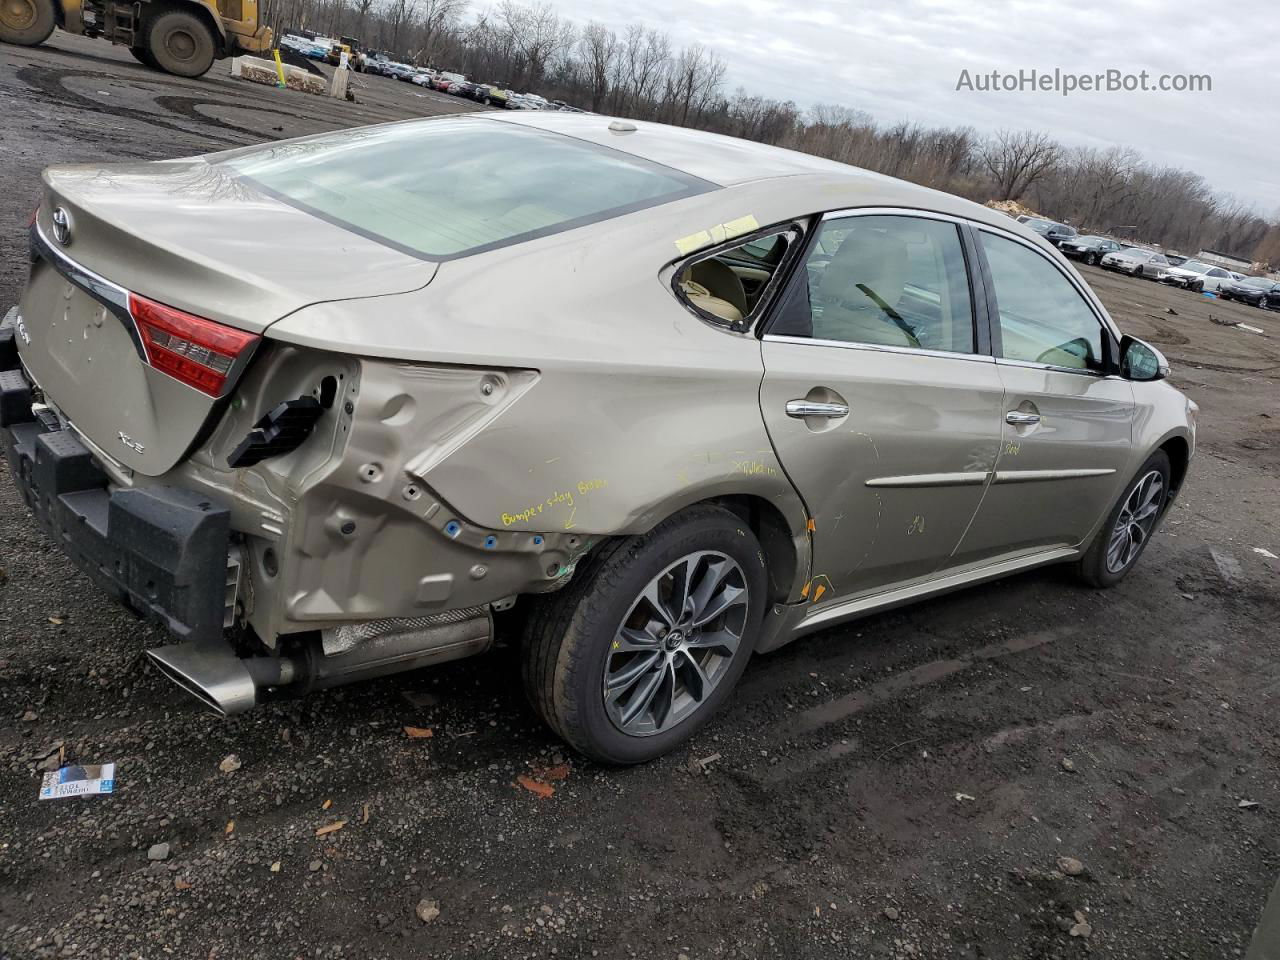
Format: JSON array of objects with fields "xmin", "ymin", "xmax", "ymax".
[{"xmin": 1, "ymin": 0, "xmax": 272, "ymax": 78}]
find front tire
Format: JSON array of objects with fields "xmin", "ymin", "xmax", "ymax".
[
  {"xmin": 522, "ymin": 506, "xmax": 767, "ymax": 764},
  {"xmin": 1077, "ymin": 450, "xmax": 1171, "ymax": 588},
  {"xmin": 144, "ymin": 9, "xmax": 216, "ymax": 78},
  {"xmin": 0, "ymin": 0, "xmax": 55, "ymax": 45}
]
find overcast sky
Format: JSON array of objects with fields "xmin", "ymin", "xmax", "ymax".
[{"xmin": 552, "ymin": 0, "xmax": 1278, "ymax": 214}]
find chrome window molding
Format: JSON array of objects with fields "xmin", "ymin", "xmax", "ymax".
[
  {"xmin": 762, "ymin": 332, "xmax": 996, "ymax": 364},
  {"xmin": 993, "ymin": 356, "xmax": 1113, "ymax": 379}
]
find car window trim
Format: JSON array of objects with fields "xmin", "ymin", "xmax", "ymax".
[
  {"xmin": 971, "ymin": 224, "xmax": 1123, "ymax": 377},
  {"xmin": 757, "ymin": 206, "xmax": 990, "ymax": 359},
  {"xmin": 669, "ymin": 220, "xmax": 809, "ymax": 334}
]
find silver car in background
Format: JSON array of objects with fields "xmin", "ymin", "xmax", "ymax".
[
  {"xmin": 1100, "ymin": 246, "xmax": 1170, "ymax": 278},
  {"xmin": 2, "ymin": 114, "xmax": 1196, "ymax": 763}
]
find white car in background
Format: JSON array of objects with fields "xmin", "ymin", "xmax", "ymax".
[
  {"xmin": 1100, "ymin": 247, "xmax": 1170, "ymax": 279},
  {"xmin": 1159, "ymin": 260, "xmax": 1235, "ymax": 293}
]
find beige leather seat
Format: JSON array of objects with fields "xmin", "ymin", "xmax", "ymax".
[
  {"xmin": 679, "ymin": 258, "xmax": 749, "ymax": 323},
  {"xmin": 813, "ymin": 231, "xmax": 918, "ymax": 348},
  {"xmin": 679, "ymin": 279, "xmax": 743, "ymax": 323},
  {"xmin": 688, "ymin": 259, "xmax": 748, "ymax": 317}
]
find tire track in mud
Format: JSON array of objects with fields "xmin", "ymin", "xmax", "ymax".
[{"xmin": 15, "ymin": 65, "xmax": 304, "ymax": 145}]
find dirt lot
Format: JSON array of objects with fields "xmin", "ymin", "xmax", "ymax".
[{"xmin": 2, "ymin": 33, "xmax": 1279, "ymax": 960}]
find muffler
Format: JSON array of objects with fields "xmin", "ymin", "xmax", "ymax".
[{"xmin": 145, "ymin": 607, "xmax": 492, "ymax": 714}]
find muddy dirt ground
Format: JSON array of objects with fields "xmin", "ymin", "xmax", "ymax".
[{"xmin": 2, "ymin": 33, "xmax": 1279, "ymax": 960}]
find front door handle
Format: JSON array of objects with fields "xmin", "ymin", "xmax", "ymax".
[
  {"xmin": 1005, "ymin": 411, "xmax": 1041, "ymax": 425},
  {"xmin": 787, "ymin": 400, "xmax": 849, "ymax": 419}
]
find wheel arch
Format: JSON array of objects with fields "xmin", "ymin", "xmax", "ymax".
[
  {"xmin": 625, "ymin": 491, "xmax": 809, "ymax": 607},
  {"xmin": 1157, "ymin": 433, "xmax": 1191, "ymax": 500}
]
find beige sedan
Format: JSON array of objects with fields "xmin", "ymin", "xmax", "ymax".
[{"xmin": 2, "ymin": 113, "xmax": 1195, "ymax": 763}]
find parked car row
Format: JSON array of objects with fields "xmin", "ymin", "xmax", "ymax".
[
  {"xmin": 1093, "ymin": 248, "xmax": 1276, "ymax": 304},
  {"xmin": 361, "ymin": 60, "xmax": 586, "ymax": 111}
]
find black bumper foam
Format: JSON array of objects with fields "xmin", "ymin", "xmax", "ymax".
[{"xmin": 2, "ymin": 364, "xmax": 230, "ymax": 644}]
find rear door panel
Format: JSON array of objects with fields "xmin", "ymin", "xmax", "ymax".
[
  {"xmin": 759, "ymin": 339, "xmax": 1004, "ymax": 599},
  {"xmin": 757, "ymin": 210, "xmax": 1005, "ymax": 605}
]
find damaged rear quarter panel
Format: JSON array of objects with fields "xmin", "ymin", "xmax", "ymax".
[{"xmin": 260, "ymin": 186, "xmax": 819, "ymax": 614}]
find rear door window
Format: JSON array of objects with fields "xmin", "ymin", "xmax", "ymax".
[{"xmin": 770, "ymin": 214, "xmax": 977, "ymax": 354}]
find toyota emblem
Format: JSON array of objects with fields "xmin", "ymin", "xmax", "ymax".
[{"xmin": 51, "ymin": 206, "xmax": 72, "ymax": 246}]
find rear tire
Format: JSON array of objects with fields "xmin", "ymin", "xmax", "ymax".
[
  {"xmin": 1077, "ymin": 450, "xmax": 1171, "ymax": 588},
  {"xmin": 0, "ymin": 0, "xmax": 55, "ymax": 45},
  {"xmin": 129, "ymin": 44, "xmax": 159, "ymax": 68},
  {"xmin": 144, "ymin": 9, "xmax": 216, "ymax": 78},
  {"xmin": 522, "ymin": 506, "xmax": 767, "ymax": 765}
]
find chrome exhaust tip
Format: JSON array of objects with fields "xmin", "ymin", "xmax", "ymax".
[{"xmin": 145, "ymin": 642, "xmax": 260, "ymax": 716}]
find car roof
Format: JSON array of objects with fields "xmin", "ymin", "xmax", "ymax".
[{"xmin": 482, "ymin": 112, "xmax": 1020, "ymax": 232}]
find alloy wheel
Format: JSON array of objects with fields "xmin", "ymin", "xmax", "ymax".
[
  {"xmin": 1105, "ymin": 470, "xmax": 1165, "ymax": 573},
  {"xmin": 603, "ymin": 551, "xmax": 749, "ymax": 737}
]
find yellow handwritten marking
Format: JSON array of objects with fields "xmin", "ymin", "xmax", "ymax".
[
  {"xmin": 1004, "ymin": 441, "xmax": 1021, "ymax": 456},
  {"xmin": 731, "ymin": 459, "xmax": 777, "ymax": 477},
  {"xmin": 501, "ymin": 480, "xmax": 607, "ymax": 527},
  {"xmin": 907, "ymin": 515, "xmax": 926, "ymax": 536}
]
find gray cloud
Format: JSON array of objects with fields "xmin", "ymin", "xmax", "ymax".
[{"xmin": 550, "ymin": 0, "xmax": 1279, "ymax": 212}]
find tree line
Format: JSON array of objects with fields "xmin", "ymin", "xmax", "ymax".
[{"xmin": 263, "ymin": 0, "xmax": 1280, "ymax": 268}]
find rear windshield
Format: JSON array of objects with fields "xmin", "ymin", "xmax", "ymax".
[{"xmin": 221, "ymin": 118, "xmax": 712, "ymax": 260}]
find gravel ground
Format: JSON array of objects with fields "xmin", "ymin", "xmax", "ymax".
[{"xmin": 2, "ymin": 33, "xmax": 1279, "ymax": 960}]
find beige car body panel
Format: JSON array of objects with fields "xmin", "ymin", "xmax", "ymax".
[{"xmin": 11, "ymin": 113, "xmax": 1195, "ymax": 661}]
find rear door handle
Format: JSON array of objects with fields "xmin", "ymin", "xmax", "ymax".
[
  {"xmin": 787, "ymin": 400, "xmax": 849, "ymax": 419},
  {"xmin": 1005, "ymin": 411, "xmax": 1041, "ymax": 425}
]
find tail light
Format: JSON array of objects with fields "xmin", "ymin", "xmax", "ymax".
[{"xmin": 128, "ymin": 293, "xmax": 260, "ymax": 398}]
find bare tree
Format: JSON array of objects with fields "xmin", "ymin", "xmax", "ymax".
[
  {"xmin": 578, "ymin": 21, "xmax": 616, "ymax": 112},
  {"xmin": 979, "ymin": 130, "xmax": 1061, "ymax": 201}
]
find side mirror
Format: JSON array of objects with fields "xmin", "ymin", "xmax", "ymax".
[{"xmin": 1120, "ymin": 335, "xmax": 1170, "ymax": 382}]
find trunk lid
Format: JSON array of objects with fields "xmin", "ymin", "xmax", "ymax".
[{"xmin": 18, "ymin": 161, "xmax": 436, "ymax": 476}]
